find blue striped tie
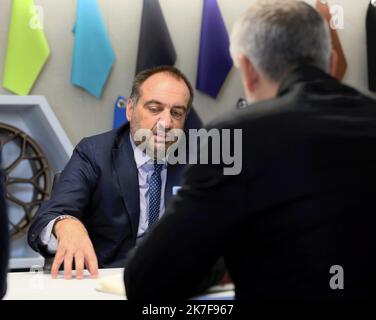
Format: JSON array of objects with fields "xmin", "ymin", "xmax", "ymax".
[{"xmin": 148, "ymin": 161, "xmax": 164, "ymax": 227}]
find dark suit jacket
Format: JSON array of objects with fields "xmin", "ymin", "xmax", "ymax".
[
  {"xmin": 0, "ymin": 169, "xmax": 9, "ymax": 299},
  {"xmin": 124, "ymin": 65, "xmax": 376, "ymax": 300},
  {"xmin": 28, "ymin": 123, "xmax": 191, "ymax": 268}
]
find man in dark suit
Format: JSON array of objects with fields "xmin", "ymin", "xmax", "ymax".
[
  {"xmin": 0, "ymin": 167, "xmax": 9, "ymax": 299},
  {"xmin": 28, "ymin": 66, "xmax": 202, "ymax": 279},
  {"xmin": 124, "ymin": 0, "xmax": 376, "ymax": 299}
]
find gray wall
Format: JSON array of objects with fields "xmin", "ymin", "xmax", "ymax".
[{"xmin": 0, "ymin": 0, "xmax": 375, "ymax": 145}]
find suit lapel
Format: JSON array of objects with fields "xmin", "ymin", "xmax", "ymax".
[{"xmin": 112, "ymin": 130, "xmax": 140, "ymax": 239}]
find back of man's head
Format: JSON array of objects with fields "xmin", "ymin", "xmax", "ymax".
[{"xmin": 230, "ymin": 0, "xmax": 332, "ymax": 83}]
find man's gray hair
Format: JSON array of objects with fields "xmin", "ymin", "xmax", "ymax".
[{"xmin": 230, "ymin": 0, "xmax": 332, "ymax": 82}]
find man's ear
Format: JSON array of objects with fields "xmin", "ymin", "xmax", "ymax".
[
  {"xmin": 126, "ymin": 99, "xmax": 134, "ymax": 122},
  {"xmin": 238, "ymin": 54, "xmax": 259, "ymax": 94},
  {"xmin": 329, "ymin": 49, "xmax": 338, "ymax": 78}
]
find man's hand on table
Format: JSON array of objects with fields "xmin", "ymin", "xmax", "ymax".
[{"xmin": 51, "ymin": 218, "xmax": 98, "ymax": 280}]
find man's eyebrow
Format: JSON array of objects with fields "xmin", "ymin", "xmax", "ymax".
[
  {"xmin": 144, "ymin": 100, "xmax": 164, "ymax": 106},
  {"xmin": 144, "ymin": 100, "xmax": 187, "ymax": 111}
]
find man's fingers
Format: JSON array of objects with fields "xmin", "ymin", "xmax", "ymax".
[
  {"xmin": 75, "ymin": 253, "xmax": 85, "ymax": 280},
  {"xmin": 85, "ymin": 252, "xmax": 99, "ymax": 279},
  {"xmin": 51, "ymin": 249, "xmax": 65, "ymax": 279},
  {"xmin": 64, "ymin": 253, "xmax": 73, "ymax": 279},
  {"xmin": 50, "ymin": 219, "xmax": 97, "ymax": 280}
]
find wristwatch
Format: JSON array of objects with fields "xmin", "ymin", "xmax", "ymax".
[{"xmin": 52, "ymin": 215, "xmax": 79, "ymax": 237}]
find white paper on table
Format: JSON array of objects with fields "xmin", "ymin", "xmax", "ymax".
[
  {"xmin": 206, "ymin": 283, "xmax": 235, "ymax": 293},
  {"xmin": 96, "ymin": 274, "xmax": 126, "ymax": 297}
]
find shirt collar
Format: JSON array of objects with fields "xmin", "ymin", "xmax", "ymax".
[
  {"xmin": 129, "ymin": 135, "xmax": 167, "ymax": 169},
  {"xmin": 277, "ymin": 64, "xmax": 335, "ymax": 97}
]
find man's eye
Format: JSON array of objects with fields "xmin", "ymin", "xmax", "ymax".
[
  {"xmin": 149, "ymin": 106, "xmax": 161, "ymax": 113},
  {"xmin": 171, "ymin": 111, "xmax": 183, "ymax": 119}
]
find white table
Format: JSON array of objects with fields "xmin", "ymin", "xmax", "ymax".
[
  {"xmin": 4, "ymin": 268, "xmax": 126, "ymax": 300},
  {"xmin": 4, "ymin": 268, "xmax": 235, "ymax": 300}
]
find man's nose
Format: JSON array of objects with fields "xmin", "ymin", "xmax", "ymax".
[{"xmin": 158, "ymin": 110, "xmax": 173, "ymax": 129}]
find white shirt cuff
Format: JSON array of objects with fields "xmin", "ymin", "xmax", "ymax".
[{"xmin": 39, "ymin": 217, "xmax": 60, "ymax": 254}]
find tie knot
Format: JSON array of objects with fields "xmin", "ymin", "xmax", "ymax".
[{"xmin": 153, "ymin": 161, "xmax": 164, "ymax": 174}]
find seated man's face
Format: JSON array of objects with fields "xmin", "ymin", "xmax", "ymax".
[{"xmin": 127, "ymin": 72, "xmax": 190, "ymax": 159}]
